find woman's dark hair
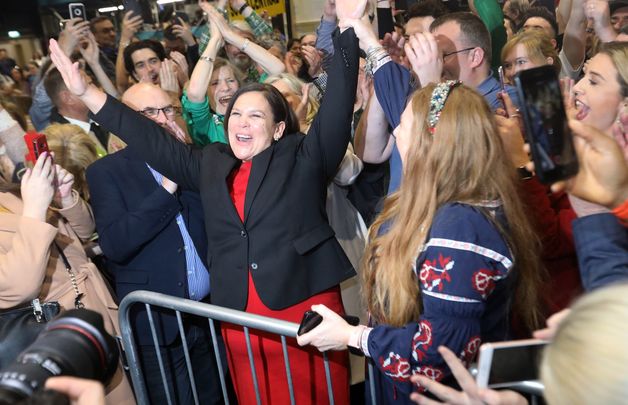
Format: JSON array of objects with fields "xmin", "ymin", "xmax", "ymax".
[
  {"xmin": 123, "ymin": 40, "xmax": 167, "ymax": 78},
  {"xmin": 224, "ymin": 83, "xmax": 300, "ymax": 138}
]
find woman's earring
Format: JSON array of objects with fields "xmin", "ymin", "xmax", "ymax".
[{"xmin": 274, "ymin": 134, "xmax": 280, "ymax": 141}]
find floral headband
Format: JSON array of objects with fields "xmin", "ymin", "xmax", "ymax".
[{"xmin": 428, "ymin": 80, "xmax": 462, "ymax": 134}]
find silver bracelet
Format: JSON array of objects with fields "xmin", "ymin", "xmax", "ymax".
[
  {"xmin": 200, "ymin": 55, "xmax": 214, "ymax": 63},
  {"xmin": 240, "ymin": 39, "xmax": 250, "ymax": 52}
]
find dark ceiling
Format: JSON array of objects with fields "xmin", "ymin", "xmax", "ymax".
[{"xmin": 0, "ymin": 0, "xmax": 126, "ymax": 39}]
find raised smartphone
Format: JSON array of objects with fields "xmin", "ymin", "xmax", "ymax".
[
  {"xmin": 476, "ymin": 339, "xmax": 547, "ymax": 389},
  {"xmin": 514, "ymin": 65, "xmax": 579, "ymax": 184},
  {"xmin": 24, "ymin": 132, "xmax": 51, "ymax": 164},
  {"xmin": 68, "ymin": 3, "xmax": 86, "ymax": 20}
]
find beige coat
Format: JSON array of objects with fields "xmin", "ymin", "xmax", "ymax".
[{"xmin": 0, "ymin": 190, "xmax": 135, "ymax": 404}]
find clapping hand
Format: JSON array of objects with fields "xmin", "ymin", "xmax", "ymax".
[
  {"xmin": 159, "ymin": 58, "xmax": 180, "ymax": 93},
  {"xmin": 53, "ymin": 164, "xmax": 76, "ymax": 208}
]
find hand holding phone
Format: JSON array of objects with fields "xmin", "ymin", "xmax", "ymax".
[
  {"xmin": 476, "ymin": 339, "xmax": 547, "ymax": 389},
  {"xmin": 24, "ymin": 132, "xmax": 51, "ymax": 165},
  {"xmin": 297, "ymin": 310, "xmax": 360, "ymax": 336},
  {"xmin": 68, "ymin": 3, "xmax": 86, "ymax": 20}
]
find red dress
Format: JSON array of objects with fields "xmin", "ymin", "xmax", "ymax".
[{"xmin": 221, "ymin": 161, "xmax": 350, "ymax": 404}]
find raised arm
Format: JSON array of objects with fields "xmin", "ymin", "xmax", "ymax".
[
  {"xmin": 186, "ymin": 5, "xmax": 224, "ymax": 103},
  {"xmin": 562, "ymin": 0, "xmax": 587, "ymax": 71},
  {"xmin": 49, "ymin": 38, "xmax": 202, "ymax": 191},
  {"xmin": 80, "ymin": 33, "xmax": 119, "ymax": 98}
]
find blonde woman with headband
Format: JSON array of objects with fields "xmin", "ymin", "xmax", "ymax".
[{"xmin": 298, "ymin": 81, "xmax": 543, "ymax": 403}]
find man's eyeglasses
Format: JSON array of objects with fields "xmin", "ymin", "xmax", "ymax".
[
  {"xmin": 139, "ymin": 106, "xmax": 181, "ymax": 117},
  {"xmin": 442, "ymin": 47, "xmax": 476, "ymax": 60}
]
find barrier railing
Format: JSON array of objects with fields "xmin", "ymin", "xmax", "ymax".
[{"xmin": 118, "ymin": 290, "xmax": 375, "ymax": 405}]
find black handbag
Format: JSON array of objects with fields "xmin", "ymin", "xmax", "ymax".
[
  {"xmin": 0, "ymin": 298, "xmax": 60, "ymax": 368},
  {"xmin": 0, "ymin": 242, "xmax": 84, "ymax": 369}
]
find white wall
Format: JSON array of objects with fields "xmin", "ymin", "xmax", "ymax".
[
  {"xmin": 293, "ymin": 0, "xmax": 325, "ymax": 36},
  {"xmin": 0, "ymin": 38, "xmax": 43, "ymax": 67}
]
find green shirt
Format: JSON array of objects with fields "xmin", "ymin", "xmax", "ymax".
[{"xmin": 181, "ymin": 90, "xmax": 227, "ymax": 146}]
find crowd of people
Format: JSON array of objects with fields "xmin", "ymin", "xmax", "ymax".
[{"xmin": 0, "ymin": 0, "xmax": 627, "ymax": 403}]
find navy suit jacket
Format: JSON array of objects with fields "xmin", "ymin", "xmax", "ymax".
[
  {"xmin": 86, "ymin": 147, "xmax": 208, "ymax": 345},
  {"xmin": 573, "ymin": 213, "xmax": 628, "ymax": 292}
]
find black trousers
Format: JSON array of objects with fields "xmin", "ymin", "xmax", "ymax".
[{"xmin": 137, "ymin": 316, "xmax": 227, "ymax": 405}]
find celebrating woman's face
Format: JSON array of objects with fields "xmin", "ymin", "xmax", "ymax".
[
  {"xmin": 227, "ymin": 91, "xmax": 284, "ymax": 161},
  {"xmin": 502, "ymin": 44, "xmax": 549, "ymax": 83},
  {"xmin": 209, "ymin": 66, "xmax": 239, "ymax": 115},
  {"xmin": 573, "ymin": 53, "xmax": 624, "ymax": 133}
]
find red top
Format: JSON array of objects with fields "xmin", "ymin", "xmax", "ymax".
[{"xmin": 228, "ymin": 160, "xmax": 253, "ymax": 222}]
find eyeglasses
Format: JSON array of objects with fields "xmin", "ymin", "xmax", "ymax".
[
  {"xmin": 139, "ymin": 106, "xmax": 181, "ymax": 117},
  {"xmin": 442, "ymin": 47, "xmax": 476, "ymax": 60}
]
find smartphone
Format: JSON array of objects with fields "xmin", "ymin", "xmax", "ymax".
[
  {"xmin": 498, "ymin": 66, "xmax": 505, "ymax": 92},
  {"xmin": 68, "ymin": 3, "xmax": 86, "ymax": 21},
  {"xmin": 123, "ymin": 0, "xmax": 145, "ymax": 21},
  {"xmin": 514, "ymin": 65, "xmax": 579, "ymax": 184},
  {"xmin": 24, "ymin": 132, "xmax": 51, "ymax": 164},
  {"xmin": 476, "ymin": 339, "xmax": 547, "ymax": 389},
  {"xmin": 297, "ymin": 311, "xmax": 360, "ymax": 336}
]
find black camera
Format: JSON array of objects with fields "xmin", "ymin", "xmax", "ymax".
[{"xmin": 0, "ymin": 309, "xmax": 119, "ymax": 404}]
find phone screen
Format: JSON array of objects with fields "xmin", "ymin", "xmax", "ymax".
[
  {"xmin": 515, "ymin": 66, "xmax": 578, "ymax": 184},
  {"xmin": 68, "ymin": 3, "xmax": 86, "ymax": 20},
  {"xmin": 487, "ymin": 343, "xmax": 545, "ymax": 387}
]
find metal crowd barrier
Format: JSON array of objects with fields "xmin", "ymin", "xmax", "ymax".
[{"xmin": 118, "ymin": 290, "xmax": 377, "ymax": 405}]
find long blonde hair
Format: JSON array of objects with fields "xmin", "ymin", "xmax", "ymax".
[
  {"xmin": 43, "ymin": 123, "xmax": 99, "ymax": 200},
  {"xmin": 598, "ymin": 42, "xmax": 628, "ymax": 98},
  {"xmin": 362, "ymin": 83, "xmax": 543, "ymax": 330},
  {"xmin": 541, "ymin": 284, "xmax": 628, "ymax": 405}
]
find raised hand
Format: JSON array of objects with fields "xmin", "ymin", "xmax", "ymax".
[
  {"xmin": 169, "ymin": 51, "xmax": 190, "ymax": 84},
  {"xmin": 120, "ymin": 11, "xmax": 143, "ymax": 45},
  {"xmin": 336, "ymin": 0, "xmax": 368, "ymax": 21},
  {"xmin": 295, "ymin": 83, "xmax": 312, "ymax": 125},
  {"xmin": 323, "ymin": 0, "xmax": 337, "ymax": 22},
  {"xmin": 405, "ymin": 32, "xmax": 442, "ymax": 87},
  {"xmin": 79, "ymin": 32, "xmax": 100, "ymax": 68},
  {"xmin": 49, "ymin": 39, "xmax": 89, "ymax": 96},
  {"xmin": 172, "ymin": 17, "xmax": 196, "ymax": 46},
  {"xmin": 21, "ymin": 153, "xmax": 55, "ymax": 222},
  {"xmin": 584, "ymin": 0, "xmax": 616, "ymax": 41},
  {"xmin": 301, "ymin": 45, "xmax": 324, "ymax": 78},
  {"xmin": 381, "ymin": 32, "xmax": 409, "ymax": 68},
  {"xmin": 204, "ymin": 3, "xmax": 235, "ymax": 42},
  {"xmin": 53, "ymin": 164, "xmax": 75, "ymax": 208},
  {"xmin": 58, "ymin": 18, "xmax": 91, "ymax": 57},
  {"xmin": 159, "ymin": 58, "xmax": 180, "ymax": 93}
]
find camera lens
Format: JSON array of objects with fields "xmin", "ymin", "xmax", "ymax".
[{"xmin": 0, "ymin": 309, "xmax": 118, "ymax": 404}]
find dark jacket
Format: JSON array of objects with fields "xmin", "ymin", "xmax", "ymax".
[
  {"xmin": 86, "ymin": 147, "xmax": 208, "ymax": 345},
  {"xmin": 573, "ymin": 213, "xmax": 628, "ymax": 292},
  {"xmin": 90, "ymin": 28, "xmax": 359, "ymax": 311}
]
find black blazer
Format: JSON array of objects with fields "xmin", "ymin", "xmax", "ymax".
[
  {"xmin": 91, "ymin": 29, "xmax": 359, "ymax": 311},
  {"xmin": 86, "ymin": 148, "xmax": 208, "ymax": 344}
]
